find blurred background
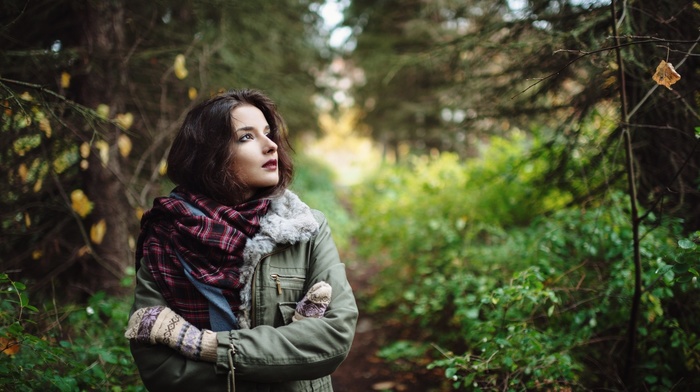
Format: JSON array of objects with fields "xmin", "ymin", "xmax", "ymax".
[{"xmin": 1, "ymin": 0, "xmax": 699, "ymax": 390}]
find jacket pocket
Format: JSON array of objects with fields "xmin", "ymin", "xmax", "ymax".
[
  {"xmin": 269, "ymin": 273, "xmax": 306, "ymax": 296},
  {"xmin": 277, "ymin": 302, "xmax": 297, "ymax": 325}
]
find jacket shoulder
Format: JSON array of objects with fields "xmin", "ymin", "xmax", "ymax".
[{"xmin": 311, "ymin": 209, "xmax": 327, "ymax": 225}]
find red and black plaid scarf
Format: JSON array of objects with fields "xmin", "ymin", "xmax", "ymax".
[{"xmin": 135, "ymin": 187, "xmax": 270, "ymax": 329}]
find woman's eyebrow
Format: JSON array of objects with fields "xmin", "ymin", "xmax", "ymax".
[{"xmin": 234, "ymin": 124, "xmax": 270, "ymax": 132}]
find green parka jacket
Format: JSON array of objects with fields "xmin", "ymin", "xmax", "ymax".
[{"xmin": 128, "ymin": 191, "xmax": 358, "ymax": 391}]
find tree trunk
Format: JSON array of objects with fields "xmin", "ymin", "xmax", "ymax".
[{"xmin": 75, "ymin": 0, "xmax": 132, "ymax": 295}]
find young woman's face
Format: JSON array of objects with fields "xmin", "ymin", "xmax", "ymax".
[{"xmin": 230, "ymin": 105, "xmax": 279, "ymax": 198}]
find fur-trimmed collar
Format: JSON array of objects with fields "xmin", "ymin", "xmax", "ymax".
[{"xmin": 237, "ymin": 190, "xmax": 319, "ymax": 328}]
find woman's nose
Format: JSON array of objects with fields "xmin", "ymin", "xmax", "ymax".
[{"xmin": 265, "ymin": 138, "xmax": 277, "ymax": 154}]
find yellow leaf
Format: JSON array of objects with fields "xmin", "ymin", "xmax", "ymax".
[
  {"xmin": 24, "ymin": 212, "xmax": 31, "ymax": 228},
  {"xmin": 174, "ymin": 54, "xmax": 188, "ymax": 79},
  {"xmin": 158, "ymin": 159, "xmax": 168, "ymax": 176},
  {"xmin": 90, "ymin": 219, "xmax": 107, "ymax": 244},
  {"xmin": 33, "ymin": 179, "xmax": 42, "ymax": 192},
  {"xmin": 61, "ymin": 72, "xmax": 71, "ymax": 88},
  {"xmin": 95, "ymin": 140, "xmax": 109, "ymax": 165},
  {"xmin": 115, "ymin": 112, "xmax": 134, "ymax": 130},
  {"xmin": 80, "ymin": 159, "xmax": 89, "ymax": 170},
  {"xmin": 32, "ymin": 249, "xmax": 43, "ymax": 260},
  {"xmin": 135, "ymin": 207, "xmax": 144, "ymax": 220},
  {"xmin": 652, "ymin": 60, "xmax": 681, "ymax": 90},
  {"xmin": 117, "ymin": 134, "xmax": 132, "ymax": 157},
  {"xmin": 96, "ymin": 104, "xmax": 110, "ymax": 119},
  {"xmin": 70, "ymin": 189, "xmax": 93, "ymax": 218},
  {"xmin": 188, "ymin": 87, "xmax": 198, "ymax": 100},
  {"xmin": 80, "ymin": 142, "xmax": 91, "ymax": 158},
  {"xmin": 18, "ymin": 164, "xmax": 28, "ymax": 183},
  {"xmin": 39, "ymin": 118, "xmax": 52, "ymax": 138},
  {"xmin": 19, "ymin": 91, "xmax": 33, "ymax": 101}
]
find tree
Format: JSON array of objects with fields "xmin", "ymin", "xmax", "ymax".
[
  {"xmin": 1, "ymin": 0, "xmax": 327, "ymax": 299},
  {"xmin": 344, "ymin": 0, "xmax": 700, "ymax": 226}
]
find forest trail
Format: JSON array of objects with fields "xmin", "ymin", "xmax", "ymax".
[{"xmin": 331, "ymin": 259, "xmax": 447, "ymax": 392}]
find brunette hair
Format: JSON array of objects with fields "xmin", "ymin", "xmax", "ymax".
[{"xmin": 166, "ymin": 89, "xmax": 294, "ymax": 205}]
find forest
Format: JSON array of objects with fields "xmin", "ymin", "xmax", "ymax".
[{"xmin": 1, "ymin": 0, "xmax": 699, "ymax": 391}]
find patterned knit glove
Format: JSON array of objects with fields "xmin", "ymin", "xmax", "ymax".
[
  {"xmin": 125, "ymin": 306, "xmax": 217, "ymax": 362},
  {"xmin": 293, "ymin": 281, "xmax": 332, "ymax": 322}
]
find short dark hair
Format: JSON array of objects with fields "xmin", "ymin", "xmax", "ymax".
[{"xmin": 166, "ymin": 89, "xmax": 294, "ymax": 205}]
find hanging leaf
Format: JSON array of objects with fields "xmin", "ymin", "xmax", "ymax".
[
  {"xmin": 652, "ymin": 60, "xmax": 681, "ymax": 90},
  {"xmin": 95, "ymin": 140, "xmax": 109, "ymax": 165},
  {"xmin": 118, "ymin": 134, "xmax": 132, "ymax": 157},
  {"xmin": 188, "ymin": 87, "xmax": 198, "ymax": 100},
  {"xmin": 115, "ymin": 112, "xmax": 134, "ymax": 130},
  {"xmin": 158, "ymin": 159, "xmax": 168, "ymax": 176},
  {"xmin": 96, "ymin": 104, "xmax": 110, "ymax": 119},
  {"xmin": 13, "ymin": 113, "xmax": 32, "ymax": 129},
  {"xmin": 18, "ymin": 164, "xmax": 28, "ymax": 183},
  {"xmin": 33, "ymin": 179, "xmax": 42, "ymax": 193},
  {"xmin": 24, "ymin": 212, "xmax": 31, "ymax": 228},
  {"xmin": 32, "ymin": 250, "xmax": 43, "ymax": 260},
  {"xmin": 13, "ymin": 134, "xmax": 41, "ymax": 156},
  {"xmin": 70, "ymin": 189, "xmax": 93, "ymax": 218},
  {"xmin": 19, "ymin": 91, "xmax": 33, "ymax": 101},
  {"xmin": 61, "ymin": 71, "xmax": 71, "ymax": 88},
  {"xmin": 80, "ymin": 142, "xmax": 91, "ymax": 158},
  {"xmin": 53, "ymin": 146, "xmax": 79, "ymax": 174},
  {"xmin": 174, "ymin": 54, "xmax": 188, "ymax": 79},
  {"xmin": 80, "ymin": 160, "xmax": 89, "ymax": 170},
  {"xmin": 39, "ymin": 118, "xmax": 52, "ymax": 138},
  {"xmin": 90, "ymin": 219, "xmax": 107, "ymax": 244}
]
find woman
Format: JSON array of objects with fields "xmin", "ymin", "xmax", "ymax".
[{"xmin": 125, "ymin": 89, "xmax": 358, "ymax": 391}]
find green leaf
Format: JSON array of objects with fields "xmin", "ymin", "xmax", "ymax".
[
  {"xmin": 19, "ymin": 293, "xmax": 29, "ymax": 307},
  {"xmin": 678, "ymin": 238, "xmax": 696, "ymax": 249}
]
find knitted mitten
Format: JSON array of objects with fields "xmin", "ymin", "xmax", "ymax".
[
  {"xmin": 125, "ymin": 306, "xmax": 217, "ymax": 362},
  {"xmin": 293, "ymin": 281, "xmax": 332, "ymax": 322}
]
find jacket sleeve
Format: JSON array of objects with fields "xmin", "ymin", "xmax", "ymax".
[
  {"xmin": 129, "ymin": 262, "xmax": 229, "ymax": 391},
  {"xmin": 226, "ymin": 212, "xmax": 359, "ymax": 382}
]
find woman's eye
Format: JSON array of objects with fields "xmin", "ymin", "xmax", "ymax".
[{"xmin": 239, "ymin": 133, "xmax": 253, "ymax": 142}]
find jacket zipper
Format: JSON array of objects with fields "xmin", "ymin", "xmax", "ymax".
[
  {"xmin": 250, "ymin": 245, "xmax": 291, "ymax": 328},
  {"xmin": 270, "ymin": 274, "xmax": 306, "ymax": 295}
]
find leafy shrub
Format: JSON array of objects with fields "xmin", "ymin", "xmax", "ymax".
[
  {"xmin": 0, "ymin": 273, "xmax": 144, "ymax": 391},
  {"xmin": 349, "ymin": 136, "xmax": 700, "ymax": 390}
]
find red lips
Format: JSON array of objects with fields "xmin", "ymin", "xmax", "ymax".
[{"xmin": 263, "ymin": 159, "xmax": 277, "ymax": 170}]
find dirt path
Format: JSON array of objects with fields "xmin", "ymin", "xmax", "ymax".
[{"xmin": 331, "ymin": 261, "xmax": 447, "ymax": 392}]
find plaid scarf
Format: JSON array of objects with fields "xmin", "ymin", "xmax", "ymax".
[{"xmin": 135, "ymin": 187, "xmax": 270, "ymax": 330}]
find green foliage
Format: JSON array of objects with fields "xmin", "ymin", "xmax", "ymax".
[
  {"xmin": 291, "ymin": 153, "xmax": 355, "ymax": 251},
  {"xmin": 350, "ymin": 134, "xmax": 700, "ymax": 390},
  {"xmin": 0, "ymin": 273, "xmax": 144, "ymax": 391}
]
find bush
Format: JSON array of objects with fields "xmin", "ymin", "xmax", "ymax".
[
  {"xmin": 0, "ymin": 273, "xmax": 144, "ymax": 391},
  {"xmin": 349, "ymin": 136, "xmax": 700, "ymax": 390}
]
